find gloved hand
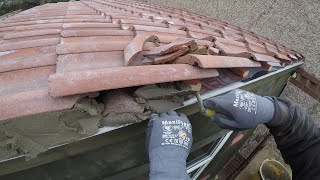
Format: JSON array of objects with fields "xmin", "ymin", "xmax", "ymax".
[
  {"xmin": 204, "ymin": 89, "xmax": 275, "ymax": 130},
  {"xmin": 146, "ymin": 111, "xmax": 192, "ymax": 180}
]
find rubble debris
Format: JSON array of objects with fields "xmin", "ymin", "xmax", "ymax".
[
  {"xmin": 146, "ymin": 99, "xmax": 184, "ymax": 113},
  {"xmin": 102, "ymin": 89, "xmax": 149, "ymax": 126}
]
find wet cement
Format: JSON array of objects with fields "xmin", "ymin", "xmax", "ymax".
[
  {"xmin": 102, "ymin": 111, "xmax": 151, "ymax": 126},
  {"xmin": 133, "ymin": 83, "xmax": 192, "ymax": 113},
  {"xmin": 0, "ymin": 98, "xmax": 103, "ymax": 160}
]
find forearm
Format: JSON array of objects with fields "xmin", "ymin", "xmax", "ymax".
[
  {"xmin": 266, "ymin": 97, "xmax": 320, "ymax": 178},
  {"xmin": 149, "ymin": 147, "xmax": 189, "ymax": 180}
]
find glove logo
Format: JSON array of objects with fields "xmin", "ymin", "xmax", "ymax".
[
  {"xmin": 233, "ymin": 90, "xmax": 257, "ymax": 114},
  {"xmin": 163, "ymin": 125, "xmax": 172, "ymax": 132}
]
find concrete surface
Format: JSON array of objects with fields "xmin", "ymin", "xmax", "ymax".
[
  {"xmin": 236, "ymin": 138, "xmax": 292, "ymax": 180},
  {"xmin": 141, "ymin": 0, "xmax": 319, "ymax": 178}
]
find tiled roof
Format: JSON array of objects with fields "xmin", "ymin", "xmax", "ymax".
[{"xmin": 0, "ymin": 0, "xmax": 303, "ymax": 122}]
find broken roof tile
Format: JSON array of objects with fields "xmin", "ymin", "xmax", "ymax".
[
  {"xmin": 124, "ymin": 34, "xmax": 159, "ymax": 65},
  {"xmin": 143, "ymin": 38, "xmax": 196, "ymax": 56},
  {"xmin": 142, "ymin": 46, "xmax": 189, "ymax": 65}
]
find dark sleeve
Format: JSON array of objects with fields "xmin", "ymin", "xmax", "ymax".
[{"xmin": 266, "ymin": 97, "xmax": 320, "ymax": 180}]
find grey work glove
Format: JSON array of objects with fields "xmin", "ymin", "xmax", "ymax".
[
  {"xmin": 204, "ymin": 89, "xmax": 275, "ymax": 131},
  {"xmin": 146, "ymin": 111, "xmax": 192, "ymax": 180}
]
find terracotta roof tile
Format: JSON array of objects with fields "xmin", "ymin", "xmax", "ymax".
[
  {"xmin": 143, "ymin": 46, "xmax": 190, "ymax": 65},
  {"xmin": 143, "ymin": 38, "xmax": 196, "ymax": 56},
  {"xmin": 48, "ymin": 64, "xmax": 219, "ymax": 97},
  {"xmin": 15, "ymin": 23, "xmax": 63, "ymax": 31},
  {"xmin": 0, "ymin": 89, "xmax": 82, "ymax": 121},
  {"xmin": 3, "ymin": 29, "xmax": 61, "ymax": 40},
  {"xmin": 0, "ymin": 53, "xmax": 57, "ymax": 73},
  {"xmin": 124, "ymin": 34, "xmax": 159, "ymax": 65},
  {"xmin": 174, "ymin": 55, "xmax": 261, "ymax": 68},
  {"xmin": 0, "ymin": 66, "xmax": 56, "ymax": 96},
  {"xmin": 0, "ymin": 38, "xmax": 60, "ymax": 51},
  {"xmin": 61, "ymin": 29, "xmax": 134, "ymax": 37},
  {"xmin": 63, "ymin": 22, "xmax": 120, "ymax": 29},
  {"xmin": 0, "ymin": 0, "xmax": 304, "ymax": 122},
  {"xmin": 57, "ymin": 51, "xmax": 124, "ymax": 73}
]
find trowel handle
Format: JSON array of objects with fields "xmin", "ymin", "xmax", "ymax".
[{"xmin": 203, "ymin": 109, "xmax": 216, "ymax": 118}]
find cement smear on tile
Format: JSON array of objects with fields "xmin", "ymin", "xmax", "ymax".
[{"xmin": 0, "ymin": 98, "xmax": 103, "ymax": 160}]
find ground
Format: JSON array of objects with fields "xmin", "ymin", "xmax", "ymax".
[{"xmin": 141, "ymin": 0, "xmax": 319, "ymax": 178}]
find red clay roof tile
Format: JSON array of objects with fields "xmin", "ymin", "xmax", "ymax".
[
  {"xmin": 0, "ymin": 53, "xmax": 57, "ymax": 73},
  {"xmin": 56, "ymin": 51, "xmax": 124, "ymax": 73},
  {"xmin": 0, "ymin": 38, "xmax": 60, "ymax": 51},
  {"xmin": 143, "ymin": 38, "xmax": 196, "ymax": 56},
  {"xmin": 124, "ymin": 34, "xmax": 159, "ymax": 65},
  {"xmin": 0, "ymin": 89, "xmax": 82, "ymax": 121},
  {"xmin": 3, "ymin": 29, "xmax": 61, "ymax": 40},
  {"xmin": 56, "ymin": 41, "xmax": 131, "ymax": 54},
  {"xmin": 15, "ymin": 23, "xmax": 63, "ymax": 31},
  {"xmin": 174, "ymin": 54, "xmax": 261, "ymax": 68},
  {"xmin": 143, "ymin": 46, "xmax": 189, "ymax": 65},
  {"xmin": 48, "ymin": 64, "xmax": 219, "ymax": 97},
  {"xmin": 61, "ymin": 29, "xmax": 134, "ymax": 37}
]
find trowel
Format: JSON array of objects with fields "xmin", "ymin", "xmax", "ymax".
[
  {"xmin": 186, "ymin": 80, "xmax": 216, "ymax": 118},
  {"xmin": 195, "ymin": 91, "xmax": 216, "ymax": 118}
]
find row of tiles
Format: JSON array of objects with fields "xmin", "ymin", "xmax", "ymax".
[{"xmin": 0, "ymin": 0, "xmax": 303, "ymax": 122}]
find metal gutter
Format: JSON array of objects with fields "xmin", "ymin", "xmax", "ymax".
[{"xmin": 184, "ymin": 62, "xmax": 303, "ymax": 106}]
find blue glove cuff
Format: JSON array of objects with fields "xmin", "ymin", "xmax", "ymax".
[
  {"xmin": 261, "ymin": 96, "xmax": 275, "ymax": 124},
  {"xmin": 149, "ymin": 146, "xmax": 189, "ymax": 180}
]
